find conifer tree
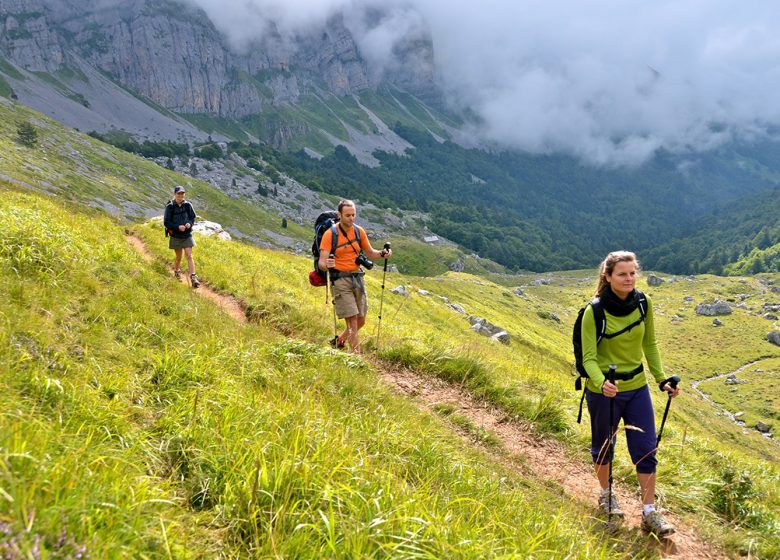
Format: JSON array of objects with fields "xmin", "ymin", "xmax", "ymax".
[{"xmin": 16, "ymin": 121, "xmax": 38, "ymax": 148}]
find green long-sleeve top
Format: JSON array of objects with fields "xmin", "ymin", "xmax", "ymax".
[{"xmin": 581, "ymin": 295, "xmax": 665, "ymax": 393}]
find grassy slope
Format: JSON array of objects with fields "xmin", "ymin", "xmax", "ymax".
[
  {"xmin": 134, "ymin": 221, "xmax": 780, "ymax": 558},
  {"xmin": 0, "ymin": 188, "xmax": 628, "ymax": 558},
  {"xmin": 1, "ymin": 99, "xmax": 779, "ymax": 557}
]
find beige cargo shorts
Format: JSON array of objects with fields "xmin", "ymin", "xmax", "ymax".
[{"xmin": 332, "ymin": 274, "xmax": 368, "ymax": 318}]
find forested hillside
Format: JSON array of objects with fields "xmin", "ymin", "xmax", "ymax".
[
  {"xmin": 645, "ymin": 187, "xmax": 780, "ymax": 274},
  {"xmin": 255, "ymin": 125, "xmax": 780, "ymax": 273}
]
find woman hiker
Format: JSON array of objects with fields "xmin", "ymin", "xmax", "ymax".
[
  {"xmin": 163, "ymin": 185, "xmax": 200, "ymax": 288},
  {"xmin": 580, "ymin": 250, "xmax": 680, "ymax": 535}
]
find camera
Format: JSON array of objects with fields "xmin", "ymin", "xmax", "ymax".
[{"xmin": 355, "ymin": 254, "xmax": 374, "ymax": 270}]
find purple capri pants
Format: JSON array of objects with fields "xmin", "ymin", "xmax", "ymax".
[{"xmin": 585, "ymin": 384, "xmax": 658, "ymax": 474}]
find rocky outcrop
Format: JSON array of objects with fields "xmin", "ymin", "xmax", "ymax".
[
  {"xmin": 467, "ymin": 316, "xmax": 510, "ymax": 344},
  {"xmin": 695, "ymin": 301, "xmax": 733, "ymax": 316},
  {"xmin": 647, "ymin": 274, "xmax": 664, "ymax": 287},
  {"xmin": 193, "ymin": 220, "xmax": 231, "ymax": 241},
  {"xmin": 768, "ymin": 331, "xmax": 780, "ymax": 347}
]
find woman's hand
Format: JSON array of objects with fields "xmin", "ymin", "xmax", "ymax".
[
  {"xmin": 601, "ymin": 380, "xmax": 618, "ymax": 397},
  {"xmin": 662, "ymin": 382, "xmax": 681, "ymax": 398}
]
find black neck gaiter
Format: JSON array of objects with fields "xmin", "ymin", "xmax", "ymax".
[{"xmin": 600, "ymin": 285, "xmax": 640, "ymax": 317}]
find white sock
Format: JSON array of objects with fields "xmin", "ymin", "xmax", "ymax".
[{"xmin": 643, "ymin": 504, "xmax": 656, "ymax": 516}]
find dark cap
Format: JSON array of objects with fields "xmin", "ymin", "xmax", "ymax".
[{"xmin": 173, "ymin": 185, "xmax": 186, "ymax": 193}]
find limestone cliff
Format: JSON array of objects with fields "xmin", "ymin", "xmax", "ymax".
[{"xmin": 0, "ymin": 0, "xmax": 436, "ymax": 118}]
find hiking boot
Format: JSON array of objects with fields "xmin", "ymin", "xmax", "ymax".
[
  {"xmin": 174, "ymin": 269, "xmax": 182, "ymax": 280},
  {"xmin": 598, "ymin": 493, "xmax": 625, "ymax": 519},
  {"xmin": 641, "ymin": 511, "xmax": 675, "ymax": 536},
  {"xmin": 190, "ymin": 273, "xmax": 201, "ymax": 288}
]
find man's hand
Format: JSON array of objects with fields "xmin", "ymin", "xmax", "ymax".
[
  {"xmin": 178, "ymin": 225, "xmax": 186, "ymax": 232},
  {"xmin": 380, "ymin": 248, "xmax": 392, "ymax": 259}
]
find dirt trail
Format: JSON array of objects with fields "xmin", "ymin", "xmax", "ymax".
[
  {"xmin": 376, "ymin": 363, "xmax": 725, "ymax": 560},
  {"xmin": 126, "ymin": 235, "xmax": 247, "ymax": 324},
  {"xmin": 126, "ymin": 234, "xmax": 726, "ymax": 559}
]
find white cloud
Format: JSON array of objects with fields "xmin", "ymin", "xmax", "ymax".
[{"xmin": 184, "ymin": 0, "xmax": 780, "ymax": 165}]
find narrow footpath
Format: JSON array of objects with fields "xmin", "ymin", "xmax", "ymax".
[
  {"xmin": 127, "ymin": 234, "xmax": 728, "ymax": 560},
  {"xmin": 691, "ymin": 359, "xmax": 776, "ymax": 438}
]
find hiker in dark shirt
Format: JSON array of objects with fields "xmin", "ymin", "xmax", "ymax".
[
  {"xmin": 163, "ymin": 185, "xmax": 200, "ymax": 288},
  {"xmin": 581, "ymin": 250, "xmax": 680, "ymax": 535}
]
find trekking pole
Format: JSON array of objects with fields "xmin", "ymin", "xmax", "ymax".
[
  {"xmin": 375, "ymin": 242, "xmax": 391, "ymax": 352},
  {"xmin": 656, "ymin": 375, "xmax": 681, "ymax": 446},
  {"xmin": 607, "ymin": 364, "xmax": 617, "ymax": 526},
  {"xmin": 327, "ymin": 257, "xmax": 338, "ymax": 346}
]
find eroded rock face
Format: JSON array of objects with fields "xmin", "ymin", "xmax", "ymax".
[
  {"xmin": 0, "ymin": 0, "xmax": 436, "ymax": 118},
  {"xmin": 768, "ymin": 331, "xmax": 780, "ymax": 347}
]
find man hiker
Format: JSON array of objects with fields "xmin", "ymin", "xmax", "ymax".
[
  {"xmin": 318, "ymin": 199, "xmax": 392, "ymax": 353},
  {"xmin": 163, "ymin": 185, "xmax": 200, "ymax": 288}
]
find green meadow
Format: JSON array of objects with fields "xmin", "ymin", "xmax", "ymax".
[{"xmin": 1, "ymin": 99, "xmax": 779, "ymax": 558}]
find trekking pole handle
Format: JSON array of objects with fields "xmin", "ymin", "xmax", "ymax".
[
  {"xmin": 380, "ymin": 242, "xmax": 391, "ymax": 258},
  {"xmin": 659, "ymin": 375, "xmax": 681, "ymax": 392},
  {"xmin": 607, "ymin": 364, "xmax": 617, "ymax": 384}
]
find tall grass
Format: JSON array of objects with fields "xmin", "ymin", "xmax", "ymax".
[
  {"xmin": 0, "ymin": 190, "xmax": 627, "ymax": 558},
  {"xmin": 132, "ymin": 220, "xmax": 780, "ymax": 558}
]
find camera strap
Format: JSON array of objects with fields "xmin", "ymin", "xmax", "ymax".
[{"xmin": 337, "ymin": 224, "xmax": 362, "ymax": 256}]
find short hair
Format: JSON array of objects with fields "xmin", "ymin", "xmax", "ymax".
[{"xmin": 338, "ymin": 199, "xmax": 356, "ymax": 213}]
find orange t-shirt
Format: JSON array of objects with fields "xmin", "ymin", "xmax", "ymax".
[{"xmin": 320, "ymin": 224, "xmax": 370, "ymax": 272}]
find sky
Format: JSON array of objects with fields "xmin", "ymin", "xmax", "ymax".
[{"xmin": 185, "ymin": 0, "xmax": 780, "ymax": 166}]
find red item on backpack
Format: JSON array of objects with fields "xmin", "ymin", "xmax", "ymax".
[{"xmin": 309, "ymin": 270, "xmax": 327, "ymax": 287}]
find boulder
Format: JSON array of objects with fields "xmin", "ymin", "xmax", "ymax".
[
  {"xmin": 417, "ymin": 289, "xmax": 430, "ymax": 296},
  {"xmin": 529, "ymin": 278, "xmax": 550, "ymax": 286},
  {"xmin": 388, "ymin": 265, "xmax": 399, "ymax": 273},
  {"xmin": 695, "ymin": 301, "xmax": 733, "ymax": 316},
  {"xmin": 764, "ymin": 313, "xmax": 778, "ymax": 321},
  {"xmin": 724, "ymin": 374, "xmax": 746, "ymax": 385},
  {"xmin": 712, "ymin": 318, "xmax": 723, "ymax": 327},
  {"xmin": 647, "ymin": 275, "xmax": 664, "ymax": 287},
  {"xmin": 514, "ymin": 287, "xmax": 524, "ymax": 296},
  {"xmin": 491, "ymin": 331, "xmax": 510, "ymax": 345},
  {"xmin": 449, "ymin": 261, "xmax": 465, "ymax": 273},
  {"xmin": 756, "ymin": 422, "xmax": 772, "ymax": 434},
  {"xmin": 768, "ymin": 331, "xmax": 780, "ymax": 346},
  {"xmin": 390, "ymin": 285, "xmax": 410, "ymax": 298},
  {"xmin": 448, "ymin": 303, "xmax": 467, "ymax": 314},
  {"xmin": 193, "ymin": 220, "xmax": 231, "ymax": 241}
]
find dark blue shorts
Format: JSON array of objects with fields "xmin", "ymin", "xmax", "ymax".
[{"xmin": 585, "ymin": 384, "xmax": 658, "ymax": 474}]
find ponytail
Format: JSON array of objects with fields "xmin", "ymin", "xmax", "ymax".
[{"xmin": 595, "ymin": 251, "xmax": 640, "ymax": 297}]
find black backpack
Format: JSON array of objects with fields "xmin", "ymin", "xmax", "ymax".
[
  {"xmin": 571, "ymin": 293, "xmax": 647, "ymax": 422},
  {"xmin": 163, "ymin": 200, "xmax": 173, "ymax": 237},
  {"xmin": 310, "ymin": 211, "xmax": 362, "ymax": 280}
]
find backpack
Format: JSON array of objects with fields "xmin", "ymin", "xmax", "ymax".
[
  {"xmin": 571, "ymin": 293, "xmax": 647, "ymax": 422},
  {"xmin": 163, "ymin": 200, "xmax": 173, "ymax": 237},
  {"xmin": 308, "ymin": 212, "xmax": 362, "ymax": 286}
]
